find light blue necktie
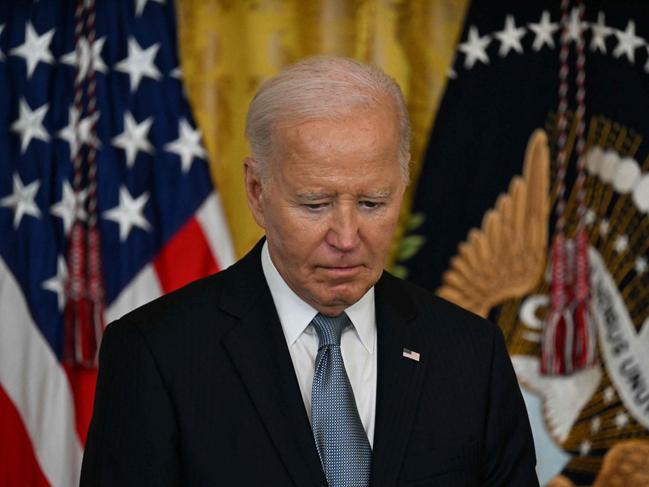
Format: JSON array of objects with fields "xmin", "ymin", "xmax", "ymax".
[{"xmin": 310, "ymin": 313, "xmax": 372, "ymax": 487}]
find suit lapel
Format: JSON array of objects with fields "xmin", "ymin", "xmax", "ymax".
[
  {"xmin": 220, "ymin": 242, "xmax": 326, "ymax": 487},
  {"xmin": 219, "ymin": 244, "xmax": 431, "ymax": 486},
  {"xmin": 371, "ymin": 273, "xmax": 430, "ymax": 487}
]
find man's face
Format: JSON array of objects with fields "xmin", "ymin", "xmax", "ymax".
[{"xmin": 245, "ymin": 99, "xmax": 406, "ymax": 316}]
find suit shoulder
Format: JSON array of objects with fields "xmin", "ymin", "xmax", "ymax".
[
  {"xmin": 381, "ymin": 271, "xmax": 500, "ymax": 341},
  {"xmin": 110, "ymin": 264, "xmax": 242, "ymax": 339},
  {"xmin": 126, "ymin": 271, "xmax": 223, "ymax": 319}
]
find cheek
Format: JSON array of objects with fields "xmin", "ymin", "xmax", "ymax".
[{"xmin": 271, "ymin": 219, "xmax": 326, "ymax": 263}]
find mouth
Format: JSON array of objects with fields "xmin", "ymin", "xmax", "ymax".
[{"xmin": 318, "ymin": 265, "xmax": 363, "ymax": 277}]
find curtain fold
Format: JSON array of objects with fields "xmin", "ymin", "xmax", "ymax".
[{"xmin": 176, "ymin": 0, "xmax": 469, "ymax": 259}]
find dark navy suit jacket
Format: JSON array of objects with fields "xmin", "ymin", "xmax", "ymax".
[{"xmin": 80, "ymin": 240, "xmax": 538, "ymax": 486}]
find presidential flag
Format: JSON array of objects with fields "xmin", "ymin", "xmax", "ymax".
[
  {"xmin": 398, "ymin": 0, "xmax": 649, "ymax": 485},
  {"xmin": 0, "ymin": 1, "xmax": 234, "ymax": 485}
]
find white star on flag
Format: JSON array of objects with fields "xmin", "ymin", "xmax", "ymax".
[
  {"xmin": 170, "ymin": 66, "xmax": 182, "ymax": 80},
  {"xmin": 42, "ymin": 256, "xmax": 68, "ymax": 311},
  {"xmin": 0, "ymin": 173, "xmax": 41, "ymax": 228},
  {"xmin": 494, "ymin": 15, "xmax": 526, "ymax": 57},
  {"xmin": 135, "ymin": 0, "xmax": 165, "ymax": 17},
  {"xmin": 635, "ymin": 256, "xmax": 647, "ymax": 275},
  {"xmin": 57, "ymin": 107, "xmax": 80, "ymax": 155},
  {"xmin": 50, "ymin": 180, "xmax": 88, "ymax": 235},
  {"xmin": 603, "ymin": 386, "xmax": 615, "ymax": 404},
  {"xmin": 9, "ymin": 21, "xmax": 55, "ymax": 78},
  {"xmin": 114, "ymin": 37, "xmax": 161, "ymax": 92},
  {"xmin": 0, "ymin": 24, "xmax": 5, "ymax": 60},
  {"xmin": 11, "ymin": 98, "xmax": 50, "ymax": 153},
  {"xmin": 590, "ymin": 12, "xmax": 612, "ymax": 53},
  {"xmin": 60, "ymin": 36, "xmax": 108, "ymax": 79},
  {"xmin": 458, "ymin": 26, "xmax": 491, "ymax": 69},
  {"xmin": 77, "ymin": 111, "xmax": 101, "ymax": 150},
  {"xmin": 579, "ymin": 440, "xmax": 591, "ymax": 456},
  {"xmin": 612, "ymin": 21, "xmax": 645, "ymax": 63},
  {"xmin": 57, "ymin": 107, "xmax": 101, "ymax": 157},
  {"xmin": 566, "ymin": 7, "xmax": 586, "ymax": 44},
  {"xmin": 112, "ymin": 112, "xmax": 155, "ymax": 168},
  {"xmin": 103, "ymin": 186, "xmax": 151, "ymax": 241},
  {"xmin": 528, "ymin": 11, "xmax": 558, "ymax": 51},
  {"xmin": 164, "ymin": 118, "xmax": 207, "ymax": 173}
]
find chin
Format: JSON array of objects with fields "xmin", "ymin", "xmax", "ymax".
[{"xmin": 318, "ymin": 286, "xmax": 367, "ymax": 309}]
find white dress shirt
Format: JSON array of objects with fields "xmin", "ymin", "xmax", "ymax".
[{"xmin": 261, "ymin": 241, "xmax": 377, "ymax": 445}]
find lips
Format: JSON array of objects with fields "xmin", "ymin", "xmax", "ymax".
[{"xmin": 318, "ymin": 265, "xmax": 363, "ymax": 277}]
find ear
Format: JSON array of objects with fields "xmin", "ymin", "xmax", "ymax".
[{"xmin": 243, "ymin": 157, "xmax": 266, "ymax": 229}]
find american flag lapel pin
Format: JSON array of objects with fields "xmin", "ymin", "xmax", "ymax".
[{"xmin": 402, "ymin": 348, "xmax": 420, "ymax": 362}]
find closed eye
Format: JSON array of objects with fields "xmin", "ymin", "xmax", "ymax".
[
  {"xmin": 359, "ymin": 200, "xmax": 384, "ymax": 210},
  {"xmin": 303, "ymin": 202, "xmax": 330, "ymax": 211}
]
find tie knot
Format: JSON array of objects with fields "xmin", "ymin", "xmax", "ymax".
[{"xmin": 311, "ymin": 313, "xmax": 350, "ymax": 347}]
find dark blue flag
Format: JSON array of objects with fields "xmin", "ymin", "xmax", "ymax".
[{"xmin": 400, "ymin": 1, "xmax": 649, "ymax": 484}]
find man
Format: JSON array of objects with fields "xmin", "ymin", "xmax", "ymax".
[{"xmin": 81, "ymin": 56, "xmax": 538, "ymax": 486}]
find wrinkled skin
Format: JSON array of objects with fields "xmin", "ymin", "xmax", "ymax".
[{"xmin": 244, "ymin": 99, "xmax": 406, "ymax": 316}]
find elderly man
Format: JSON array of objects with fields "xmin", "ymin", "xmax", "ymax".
[{"xmin": 81, "ymin": 56, "xmax": 538, "ymax": 486}]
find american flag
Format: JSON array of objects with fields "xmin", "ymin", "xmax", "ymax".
[
  {"xmin": 402, "ymin": 348, "xmax": 420, "ymax": 362},
  {"xmin": 0, "ymin": 1, "xmax": 235, "ymax": 485}
]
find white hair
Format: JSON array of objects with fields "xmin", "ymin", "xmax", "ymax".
[{"xmin": 245, "ymin": 56, "xmax": 411, "ymax": 182}]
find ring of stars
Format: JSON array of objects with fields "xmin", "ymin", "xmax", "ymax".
[{"xmin": 454, "ymin": 10, "xmax": 649, "ymax": 76}]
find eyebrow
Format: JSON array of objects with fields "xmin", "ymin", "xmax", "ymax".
[
  {"xmin": 360, "ymin": 191, "xmax": 391, "ymax": 199},
  {"xmin": 295, "ymin": 192, "xmax": 334, "ymax": 201},
  {"xmin": 295, "ymin": 190, "xmax": 392, "ymax": 201}
]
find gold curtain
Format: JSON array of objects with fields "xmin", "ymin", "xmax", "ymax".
[{"xmin": 176, "ymin": 0, "xmax": 468, "ymax": 260}]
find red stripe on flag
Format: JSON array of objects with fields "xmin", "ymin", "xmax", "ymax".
[
  {"xmin": 63, "ymin": 365, "xmax": 98, "ymax": 445},
  {"xmin": 0, "ymin": 386, "xmax": 51, "ymax": 487},
  {"xmin": 154, "ymin": 217, "xmax": 219, "ymax": 294}
]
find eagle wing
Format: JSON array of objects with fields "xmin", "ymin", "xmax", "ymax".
[{"xmin": 436, "ymin": 129, "xmax": 551, "ymax": 317}]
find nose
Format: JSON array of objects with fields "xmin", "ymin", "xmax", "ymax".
[{"xmin": 326, "ymin": 204, "xmax": 360, "ymax": 252}]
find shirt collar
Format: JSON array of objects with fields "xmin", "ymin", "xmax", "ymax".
[{"xmin": 261, "ymin": 241, "xmax": 375, "ymax": 354}]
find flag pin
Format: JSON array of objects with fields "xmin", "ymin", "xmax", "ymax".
[{"xmin": 402, "ymin": 348, "xmax": 420, "ymax": 362}]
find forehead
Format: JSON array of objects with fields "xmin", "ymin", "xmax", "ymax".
[{"xmin": 270, "ymin": 100, "xmax": 401, "ymax": 178}]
